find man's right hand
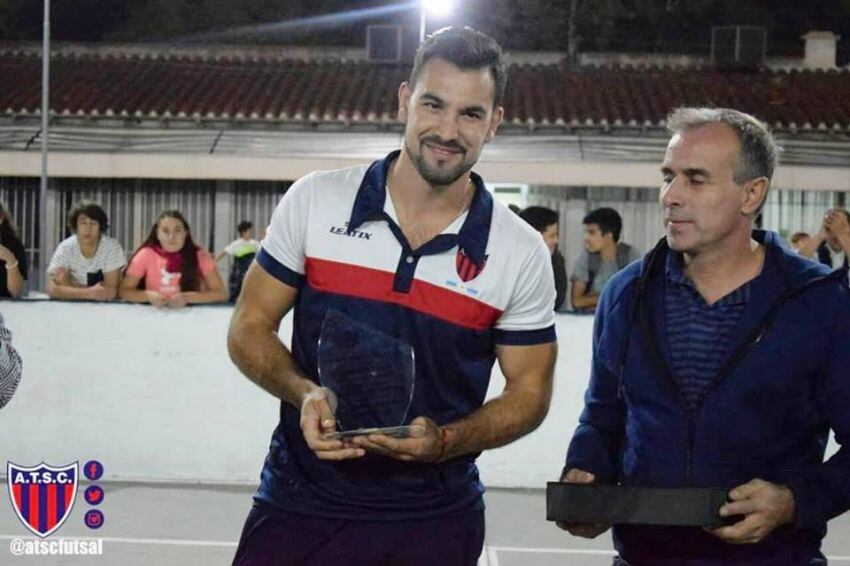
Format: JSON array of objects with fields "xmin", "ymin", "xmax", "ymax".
[
  {"xmin": 556, "ymin": 468, "xmax": 611, "ymax": 538},
  {"xmin": 300, "ymin": 387, "xmax": 365, "ymax": 461},
  {"xmin": 825, "ymin": 209, "xmax": 850, "ymax": 242}
]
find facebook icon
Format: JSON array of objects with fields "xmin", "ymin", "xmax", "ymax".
[{"xmin": 83, "ymin": 460, "xmax": 103, "ymax": 481}]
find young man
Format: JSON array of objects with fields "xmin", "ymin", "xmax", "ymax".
[
  {"xmin": 228, "ymin": 27, "xmax": 557, "ymax": 566},
  {"xmin": 789, "ymin": 231, "xmax": 812, "ymax": 256},
  {"xmin": 215, "ymin": 220, "xmax": 260, "ymax": 303},
  {"xmin": 570, "ymin": 207, "xmax": 640, "ymax": 312},
  {"xmin": 518, "ymin": 206, "xmax": 567, "ymax": 311},
  {"xmin": 46, "ymin": 202, "xmax": 125, "ymax": 302},
  {"xmin": 561, "ymin": 107, "xmax": 850, "ymax": 564}
]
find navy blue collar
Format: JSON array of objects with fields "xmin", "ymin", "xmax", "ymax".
[{"xmin": 347, "ymin": 150, "xmax": 493, "ymax": 264}]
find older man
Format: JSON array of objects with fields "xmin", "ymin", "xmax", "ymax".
[{"xmin": 561, "ymin": 107, "xmax": 850, "ymax": 565}]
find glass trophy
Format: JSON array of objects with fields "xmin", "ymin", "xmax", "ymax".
[{"xmin": 318, "ymin": 310, "xmax": 423, "ymax": 440}]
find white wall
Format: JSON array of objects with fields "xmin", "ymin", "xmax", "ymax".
[{"xmin": 0, "ymin": 301, "xmax": 593, "ymax": 488}]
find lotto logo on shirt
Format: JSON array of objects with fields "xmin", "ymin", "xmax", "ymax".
[{"xmin": 6, "ymin": 462, "xmax": 78, "ymax": 538}]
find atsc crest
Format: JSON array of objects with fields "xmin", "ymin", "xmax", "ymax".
[{"xmin": 7, "ymin": 461, "xmax": 79, "ymax": 538}]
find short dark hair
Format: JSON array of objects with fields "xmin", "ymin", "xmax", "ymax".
[
  {"xmin": 519, "ymin": 206, "xmax": 558, "ymax": 233},
  {"xmin": 237, "ymin": 220, "xmax": 253, "ymax": 234},
  {"xmin": 583, "ymin": 207, "xmax": 622, "ymax": 242},
  {"xmin": 789, "ymin": 231, "xmax": 810, "ymax": 245},
  {"xmin": 409, "ymin": 26, "xmax": 507, "ymax": 108},
  {"xmin": 68, "ymin": 201, "xmax": 109, "ymax": 233}
]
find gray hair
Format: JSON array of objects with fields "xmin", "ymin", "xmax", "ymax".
[{"xmin": 666, "ymin": 107, "xmax": 780, "ymax": 184}]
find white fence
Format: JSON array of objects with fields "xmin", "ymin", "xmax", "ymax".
[{"xmin": 0, "ymin": 300, "xmax": 595, "ymax": 488}]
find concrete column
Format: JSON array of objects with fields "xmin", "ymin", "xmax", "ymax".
[
  {"xmin": 563, "ymin": 188, "xmax": 588, "ymax": 309},
  {"xmin": 36, "ymin": 184, "xmax": 59, "ymax": 292},
  {"xmin": 213, "ymin": 180, "xmax": 235, "ymax": 282}
]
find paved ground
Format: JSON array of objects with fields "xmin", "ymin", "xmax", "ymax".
[{"xmin": 2, "ymin": 483, "xmax": 850, "ymax": 565}]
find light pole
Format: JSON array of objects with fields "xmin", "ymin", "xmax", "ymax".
[
  {"xmin": 419, "ymin": 0, "xmax": 454, "ymax": 43},
  {"xmin": 40, "ymin": 0, "xmax": 50, "ymax": 291}
]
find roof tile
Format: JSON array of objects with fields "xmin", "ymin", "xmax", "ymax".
[{"xmin": 1, "ymin": 48, "xmax": 849, "ymax": 132}]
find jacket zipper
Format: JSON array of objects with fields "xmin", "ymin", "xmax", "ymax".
[{"xmin": 632, "ymin": 243, "xmax": 844, "ymax": 485}]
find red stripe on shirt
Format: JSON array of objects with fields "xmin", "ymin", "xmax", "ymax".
[{"xmin": 305, "ymin": 257, "xmax": 502, "ymax": 331}]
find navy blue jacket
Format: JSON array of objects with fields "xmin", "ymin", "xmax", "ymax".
[{"xmin": 566, "ymin": 231, "xmax": 850, "ymax": 564}]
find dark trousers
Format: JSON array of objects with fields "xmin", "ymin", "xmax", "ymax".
[{"xmin": 232, "ymin": 503, "xmax": 485, "ymax": 566}]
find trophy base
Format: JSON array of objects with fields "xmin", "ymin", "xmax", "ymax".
[
  {"xmin": 324, "ymin": 425, "xmax": 425, "ymax": 440},
  {"xmin": 546, "ymin": 483, "xmax": 732, "ymax": 527}
]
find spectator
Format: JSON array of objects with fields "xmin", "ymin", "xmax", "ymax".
[
  {"xmin": 570, "ymin": 207, "xmax": 640, "ymax": 311},
  {"xmin": 0, "ymin": 201, "xmax": 27, "ymax": 298},
  {"xmin": 120, "ymin": 210, "xmax": 226, "ymax": 308},
  {"xmin": 789, "ymin": 231, "xmax": 812, "ymax": 256},
  {"xmin": 0, "ymin": 312, "xmax": 22, "ymax": 409},
  {"xmin": 796, "ymin": 209, "xmax": 850, "ymax": 269},
  {"xmin": 519, "ymin": 206, "xmax": 567, "ymax": 310},
  {"xmin": 46, "ymin": 202, "xmax": 125, "ymax": 302},
  {"xmin": 215, "ymin": 220, "xmax": 260, "ymax": 303}
]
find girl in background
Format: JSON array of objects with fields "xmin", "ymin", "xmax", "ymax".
[{"xmin": 120, "ymin": 210, "xmax": 226, "ymax": 308}]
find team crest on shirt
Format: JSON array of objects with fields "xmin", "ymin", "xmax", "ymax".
[
  {"xmin": 7, "ymin": 462, "xmax": 78, "ymax": 537},
  {"xmin": 455, "ymin": 248, "xmax": 488, "ymax": 282}
]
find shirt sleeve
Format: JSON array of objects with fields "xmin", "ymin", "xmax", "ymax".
[
  {"xmin": 571, "ymin": 249, "xmax": 590, "ymax": 283},
  {"xmin": 493, "ymin": 238, "xmax": 557, "ymax": 345},
  {"xmin": 786, "ymin": 283, "xmax": 850, "ymax": 529},
  {"xmin": 564, "ymin": 280, "xmax": 629, "ymax": 481},
  {"xmin": 257, "ymin": 173, "xmax": 314, "ymax": 289},
  {"xmin": 125, "ymin": 248, "xmax": 152, "ymax": 279},
  {"xmin": 101, "ymin": 238, "xmax": 127, "ymax": 272},
  {"xmin": 224, "ymin": 240, "xmax": 240, "ymax": 255},
  {"xmin": 46, "ymin": 240, "xmax": 71, "ymax": 274},
  {"xmin": 552, "ymin": 251, "xmax": 568, "ymax": 311},
  {"xmin": 0, "ymin": 313, "xmax": 22, "ymax": 409},
  {"xmin": 197, "ymin": 248, "xmax": 217, "ymax": 276}
]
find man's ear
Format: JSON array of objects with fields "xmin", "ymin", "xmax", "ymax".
[
  {"xmin": 741, "ymin": 177, "xmax": 769, "ymax": 216},
  {"xmin": 398, "ymin": 82, "xmax": 412, "ymax": 122},
  {"xmin": 486, "ymin": 105, "xmax": 504, "ymax": 142}
]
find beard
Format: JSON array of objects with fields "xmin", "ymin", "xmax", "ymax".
[{"xmin": 406, "ymin": 136, "xmax": 477, "ymax": 187}]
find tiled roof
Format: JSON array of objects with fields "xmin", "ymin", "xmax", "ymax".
[{"xmin": 1, "ymin": 46, "xmax": 849, "ymax": 133}]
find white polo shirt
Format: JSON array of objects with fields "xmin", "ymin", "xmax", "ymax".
[{"xmin": 255, "ymin": 150, "xmax": 556, "ymax": 521}]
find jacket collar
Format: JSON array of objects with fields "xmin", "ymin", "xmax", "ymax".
[{"xmin": 636, "ymin": 230, "xmax": 837, "ymax": 391}]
